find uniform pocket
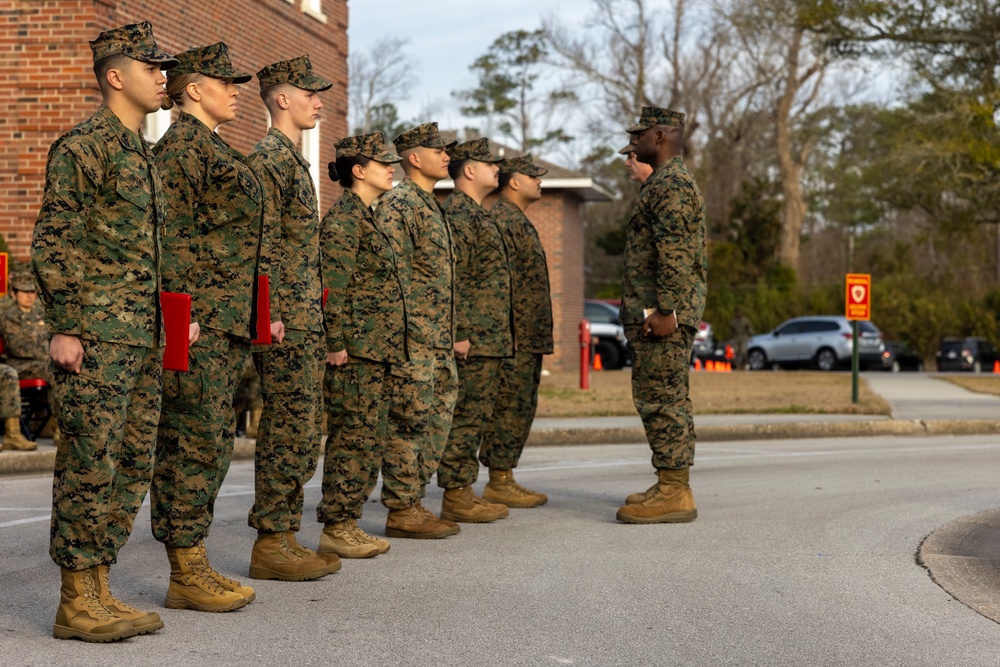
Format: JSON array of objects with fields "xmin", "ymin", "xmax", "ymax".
[
  {"xmin": 161, "ymin": 367, "xmax": 205, "ymax": 414},
  {"xmin": 54, "ymin": 371, "xmax": 106, "ymax": 436}
]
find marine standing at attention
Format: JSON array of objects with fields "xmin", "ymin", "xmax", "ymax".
[
  {"xmin": 616, "ymin": 106, "xmax": 707, "ymax": 525},
  {"xmin": 246, "ymin": 56, "xmax": 332, "ymax": 581},
  {"xmin": 32, "ymin": 21, "xmax": 177, "ymax": 643},
  {"xmin": 151, "ymin": 42, "xmax": 262, "ymax": 611}
]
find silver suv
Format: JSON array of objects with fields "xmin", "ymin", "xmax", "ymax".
[{"xmin": 747, "ymin": 316, "xmax": 884, "ymax": 371}]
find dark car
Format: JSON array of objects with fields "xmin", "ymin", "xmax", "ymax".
[
  {"xmin": 877, "ymin": 341, "xmax": 924, "ymax": 372},
  {"xmin": 936, "ymin": 337, "xmax": 1000, "ymax": 372},
  {"xmin": 584, "ymin": 299, "xmax": 632, "ymax": 370}
]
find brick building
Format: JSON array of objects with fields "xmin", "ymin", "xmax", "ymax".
[
  {"xmin": 0, "ymin": 0, "xmax": 349, "ymax": 261},
  {"xmin": 435, "ymin": 149, "xmax": 610, "ymax": 372}
]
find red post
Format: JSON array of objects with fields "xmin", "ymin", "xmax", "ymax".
[{"xmin": 579, "ymin": 319, "xmax": 591, "ymax": 390}]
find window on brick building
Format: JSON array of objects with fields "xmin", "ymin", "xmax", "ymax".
[
  {"xmin": 302, "ymin": 122, "xmax": 321, "ymax": 207},
  {"xmin": 302, "ymin": 0, "xmax": 327, "ymax": 22},
  {"xmin": 143, "ymin": 107, "xmax": 172, "ymax": 144}
]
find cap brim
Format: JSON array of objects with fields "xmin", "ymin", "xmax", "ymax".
[
  {"xmin": 297, "ymin": 74, "xmax": 334, "ymax": 92},
  {"xmin": 626, "ymin": 122, "xmax": 650, "ymax": 134},
  {"xmin": 136, "ymin": 49, "xmax": 179, "ymax": 70},
  {"xmin": 371, "ymin": 150, "xmax": 402, "ymax": 164},
  {"xmin": 617, "ymin": 144, "xmax": 633, "ymax": 155}
]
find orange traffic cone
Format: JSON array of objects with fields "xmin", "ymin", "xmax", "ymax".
[
  {"xmin": 593, "ymin": 353, "xmax": 603, "ymax": 371},
  {"xmin": 725, "ymin": 362, "xmax": 732, "ymax": 372},
  {"xmin": 693, "ymin": 358, "xmax": 702, "ymax": 371},
  {"xmin": 993, "ymin": 360, "xmax": 999, "ymax": 374},
  {"xmin": 705, "ymin": 360, "xmax": 715, "ymax": 372}
]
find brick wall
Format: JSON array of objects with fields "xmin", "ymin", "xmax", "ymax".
[{"xmin": 1, "ymin": 0, "xmax": 348, "ymax": 260}]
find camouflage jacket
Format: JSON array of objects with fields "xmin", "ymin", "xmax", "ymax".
[
  {"xmin": 31, "ymin": 105, "xmax": 163, "ymax": 347},
  {"xmin": 0, "ymin": 303, "xmax": 48, "ymax": 363},
  {"xmin": 320, "ymin": 189, "xmax": 407, "ymax": 364},
  {"xmin": 154, "ymin": 112, "xmax": 263, "ymax": 339},
  {"xmin": 490, "ymin": 196, "xmax": 553, "ymax": 354},
  {"xmin": 377, "ymin": 177, "xmax": 455, "ymax": 351},
  {"xmin": 247, "ymin": 128, "xmax": 323, "ymax": 333},
  {"xmin": 620, "ymin": 156, "xmax": 707, "ymax": 330},
  {"xmin": 443, "ymin": 189, "xmax": 513, "ymax": 358}
]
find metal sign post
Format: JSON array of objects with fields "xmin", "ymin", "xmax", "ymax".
[{"xmin": 845, "ymin": 273, "xmax": 871, "ymax": 404}]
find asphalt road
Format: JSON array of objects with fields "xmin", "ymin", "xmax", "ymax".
[{"xmin": 3, "ymin": 435, "xmax": 1000, "ymax": 666}]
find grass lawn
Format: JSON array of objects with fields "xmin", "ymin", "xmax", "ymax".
[
  {"xmin": 939, "ymin": 375, "xmax": 1000, "ymax": 397},
  {"xmin": 536, "ymin": 369, "xmax": 891, "ymax": 418}
]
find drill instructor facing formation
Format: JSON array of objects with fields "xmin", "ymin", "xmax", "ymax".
[{"xmin": 616, "ymin": 107, "xmax": 707, "ymax": 525}]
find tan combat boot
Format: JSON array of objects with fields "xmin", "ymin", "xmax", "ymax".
[
  {"xmin": 386, "ymin": 505, "xmax": 460, "ymax": 539},
  {"xmin": 4, "ymin": 417, "xmax": 36, "ymax": 451},
  {"xmin": 164, "ymin": 546, "xmax": 249, "ymax": 612},
  {"xmin": 249, "ymin": 532, "xmax": 328, "ymax": 581},
  {"xmin": 53, "ymin": 567, "xmax": 137, "ymax": 642},
  {"xmin": 624, "ymin": 481, "xmax": 658, "ymax": 505},
  {"xmin": 286, "ymin": 531, "xmax": 341, "ymax": 574},
  {"xmin": 616, "ymin": 468, "xmax": 697, "ymax": 524},
  {"xmin": 92, "ymin": 564, "xmax": 163, "ymax": 635},
  {"xmin": 440, "ymin": 485, "xmax": 509, "ymax": 523},
  {"xmin": 189, "ymin": 543, "xmax": 255, "ymax": 602},
  {"xmin": 415, "ymin": 500, "xmax": 460, "ymax": 534},
  {"xmin": 318, "ymin": 520, "xmax": 381, "ymax": 559},
  {"xmin": 482, "ymin": 469, "xmax": 548, "ymax": 508}
]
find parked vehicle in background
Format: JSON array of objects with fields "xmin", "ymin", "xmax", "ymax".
[
  {"xmin": 584, "ymin": 299, "xmax": 632, "ymax": 369},
  {"xmin": 692, "ymin": 321, "xmax": 714, "ymax": 361},
  {"xmin": 746, "ymin": 316, "xmax": 884, "ymax": 371},
  {"xmin": 935, "ymin": 337, "xmax": 1000, "ymax": 372},
  {"xmin": 878, "ymin": 341, "xmax": 924, "ymax": 372}
]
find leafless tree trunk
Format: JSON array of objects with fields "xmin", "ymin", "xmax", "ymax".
[{"xmin": 348, "ymin": 36, "xmax": 414, "ymax": 134}]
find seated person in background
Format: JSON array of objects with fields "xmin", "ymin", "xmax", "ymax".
[{"xmin": 0, "ymin": 362, "xmax": 36, "ymax": 451}]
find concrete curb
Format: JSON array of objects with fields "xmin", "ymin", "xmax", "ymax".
[{"xmin": 6, "ymin": 418, "xmax": 1000, "ymax": 476}]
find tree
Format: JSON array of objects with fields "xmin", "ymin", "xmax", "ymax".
[
  {"xmin": 454, "ymin": 29, "xmax": 576, "ymax": 153},
  {"xmin": 349, "ymin": 36, "xmax": 415, "ymax": 135}
]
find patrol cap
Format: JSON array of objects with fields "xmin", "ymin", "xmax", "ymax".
[
  {"xmin": 256, "ymin": 55, "xmax": 332, "ymax": 92},
  {"xmin": 447, "ymin": 137, "xmax": 503, "ymax": 164},
  {"xmin": 393, "ymin": 122, "xmax": 456, "ymax": 152},
  {"xmin": 169, "ymin": 42, "xmax": 252, "ymax": 83},
  {"xmin": 335, "ymin": 131, "xmax": 402, "ymax": 164},
  {"xmin": 626, "ymin": 106, "xmax": 685, "ymax": 133},
  {"xmin": 89, "ymin": 21, "xmax": 178, "ymax": 69},
  {"xmin": 499, "ymin": 154, "xmax": 548, "ymax": 177},
  {"xmin": 9, "ymin": 274, "xmax": 36, "ymax": 293},
  {"xmin": 617, "ymin": 143, "xmax": 634, "ymax": 155}
]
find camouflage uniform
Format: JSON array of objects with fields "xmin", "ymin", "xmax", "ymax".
[
  {"xmin": 317, "ymin": 132, "xmax": 407, "ymax": 523},
  {"xmin": 620, "ymin": 110, "xmax": 707, "ymax": 472},
  {"xmin": 0, "ymin": 300, "xmax": 52, "ymax": 384},
  {"xmin": 150, "ymin": 43, "xmax": 262, "ymax": 548},
  {"xmin": 378, "ymin": 126, "xmax": 458, "ymax": 504},
  {"xmin": 247, "ymin": 56, "xmax": 332, "ymax": 535},
  {"xmin": 32, "ymin": 26, "xmax": 177, "ymax": 568},
  {"xmin": 438, "ymin": 138, "xmax": 514, "ymax": 490},
  {"xmin": 0, "ymin": 363, "xmax": 21, "ymax": 420},
  {"xmin": 480, "ymin": 176, "xmax": 553, "ymax": 471}
]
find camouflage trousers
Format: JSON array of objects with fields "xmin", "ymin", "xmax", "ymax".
[
  {"xmin": 49, "ymin": 341, "xmax": 162, "ymax": 570},
  {"xmin": 151, "ymin": 329, "xmax": 248, "ymax": 547},
  {"xmin": 317, "ymin": 358, "xmax": 393, "ymax": 522},
  {"xmin": 478, "ymin": 349, "xmax": 543, "ymax": 471},
  {"xmin": 249, "ymin": 330, "xmax": 324, "ymax": 533},
  {"xmin": 437, "ymin": 356, "xmax": 503, "ymax": 489},
  {"xmin": 626, "ymin": 324, "xmax": 697, "ymax": 470},
  {"xmin": 0, "ymin": 363, "xmax": 19, "ymax": 419},
  {"xmin": 417, "ymin": 348, "xmax": 458, "ymax": 496}
]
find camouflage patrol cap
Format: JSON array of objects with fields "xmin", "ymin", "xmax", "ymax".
[
  {"xmin": 257, "ymin": 55, "xmax": 333, "ymax": 92},
  {"xmin": 169, "ymin": 42, "xmax": 252, "ymax": 83},
  {"xmin": 447, "ymin": 137, "xmax": 503, "ymax": 164},
  {"xmin": 499, "ymin": 154, "xmax": 548, "ymax": 177},
  {"xmin": 617, "ymin": 143, "xmax": 635, "ymax": 155},
  {"xmin": 335, "ymin": 131, "xmax": 402, "ymax": 164},
  {"xmin": 393, "ymin": 122, "xmax": 457, "ymax": 152},
  {"xmin": 9, "ymin": 273, "xmax": 36, "ymax": 293},
  {"xmin": 89, "ymin": 21, "xmax": 178, "ymax": 69},
  {"xmin": 626, "ymin": 106, "xmax": 685, "ymax": 133}
]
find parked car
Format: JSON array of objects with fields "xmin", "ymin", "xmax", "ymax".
[
  {"xmin": 584, "ymin": 299, "xmax": 632, "ymax": 369},
  {"xmin": 692, "ymin": 321, "xmax": 714, "ymax": 361},
  {"xmin": 877, "ymin": 341, "xmax": 924, "ymax": 372},
  {"xmin": 746, "ymin": 316, "xmax": 884, "ymax": 371},
  {"xmin": 936, "ymin": 337, "xmax": 1000, "ymax": 372}
]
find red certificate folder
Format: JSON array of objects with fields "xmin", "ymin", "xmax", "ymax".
[
  {"xmin": 161, "ymin": 292, "xmax": 191, "ymax": 372},
  {"xmin": 252, "ymin": 275, "xmax": 272, "ymax": 345}
]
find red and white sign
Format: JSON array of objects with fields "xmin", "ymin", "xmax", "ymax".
[{"xmin": 845, "ymin": 273, "xmax": 871, "ymax": 321}]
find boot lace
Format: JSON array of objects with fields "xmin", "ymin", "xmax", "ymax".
[
  {"xmin": 184, "ymin": 547, "xmax": 229, "ymax": 595},
  {"xmin": 95, "ymin": 566, "xmax": 141, "ymax": 615},
  {"xmin": 81, "ymin": 569, "xmax": 118, "ymax": 621}
]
